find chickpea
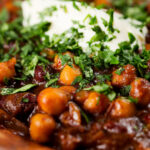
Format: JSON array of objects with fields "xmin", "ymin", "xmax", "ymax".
[
  {"xmin": 75, "ymin": 90, "xmax": 90, "ymax": 104},
  {"xmin": 112, "ymin": 64, "xmax": 136, "ymax": 87},
  {"xmin": 38, "ymin": 88, "xmax": 71, "ymax": 115},
  {"xmin": 41, "ymin": 48, "xmax": 56, "ymax": 61},
  {"xmin": 83, "ymin": 92, "xmax": 109, "ymax": 114},
  {"xmin": 0, "ymin": 57, "xmax": 16, "ymax": 83},
  {"xmin": 130, "ymin": 78, "xmax": 150, "ymax": 106},
  {"xmin": 59, "ymin": 86, "xmax": 77, "ymax": 95},
  {"xmin": 95, "ymin": 0, "xmax": 111, "ymax": 6},
  {"xmin": 30, "ymin": 113, "xmax": 56, "ymax": 143},
  {"xmin": 146, "ymin": 44, "xmax": 150, "ymax": 50},
  {"xmin": 59, "ymin": 64, "xmax": 82, "ymax": 86},
  {"xmin": 52, "ymin": 51, "xmax": 74, "ymax": 71},
  {"xmin": 109, "ymin": 97, "xmax": 136, "ymax": 118}
]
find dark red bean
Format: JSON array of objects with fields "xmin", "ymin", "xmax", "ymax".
[{"xmin": 34, "ymin": 65, "xmax": 46, "ymax": 83}]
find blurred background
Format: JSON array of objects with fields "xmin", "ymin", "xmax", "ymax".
[{"xmin": 0, "ymin": 0, "xmax": 150, "ymax": 23}]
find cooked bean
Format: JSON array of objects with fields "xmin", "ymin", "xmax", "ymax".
[
  {"xmin": 59, "ymin": 64, "xmax": 82, "ymax": 86},
  {"xmin": 83, "ymin": 92, "xmax": 109, "ymax": 114},
  {"xmin": 112, "ymin": 64, "xmax": 136, "ymax": 87},
  {"xmin": 52, "ymin": 52, "xmax": 74, "ymax": 71},
  {"xmin": 94, "ymin": 0, "xmax": 111, "ymax": 6},
  {"xmin": 0, "ymin": 58, "xmax": 16, "ymax": 83},
  {"xmin": 30, "ymin": 113, "xmax": 56, "ymax": 143},
  {"xmin": 108, "ymin": 97, "xmax": 136, "ymax": 118},
  {"xmin": 75, "ymin": 90, "xmax": 90, "ymax": 104},
  {"xmin": 59, "ymin": 86, "xmax": 77, "ymax": 95},
  {"xmin": 42, "ymin": 48, "xmax": 56, "ymax": 61},
  {"xmin": 146, "ymin": 44, "xmax": 150, "ymax": 50},
  {"xmin": 130, "ymin": 78, "xmax": 150, "ymax": 106},
  {"xmin": 38, "ymin": 88, "xmax": 71, "ymax": 115}
]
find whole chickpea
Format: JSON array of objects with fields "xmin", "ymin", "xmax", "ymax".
[
  {"xmin": 109, "ymin": 97, "xmax": 136, "ymax": 118},
  {"xmin": 59, "ymin": 86, "xmax": 77, "ymax": 95},
  {"xmin": 38, "ymin": 88, "xmax": 71, "ymax": 115},
  {"xmin": 30, "ymin": 113, "xmax": 56, "ymax": 143},
  {"xmin": 75, "ymin": 90, "xmax": 90, "ymax": 104},
  {"xmin": 112, "ymin": 64, "xmax": 136, "ymax": 87},
  {"xmin": 52, "ymin": 51, "xmax": 74, "ymax": 71},
  {"xmin": 83, "ymin": 92, "xmax": 109, "ymax": 114},
  {"xmin": 0, "ymin": 57, "xmax": 16, "ymax": 83},
  {"xmin": 130, "ymin": 78, "xmax": 150, "ymax": 106},
  {"xmin": 59, "ymin": 64, "xmax": 82, "ymax": 86},
  {"xmin": 94, "ymin": 0, "xmax": 111, "ymax": 6}
]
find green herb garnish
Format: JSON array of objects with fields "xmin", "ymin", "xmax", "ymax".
[{"xmin": 1, "ymin": 84, "xmax": 37, "ymax": 95}]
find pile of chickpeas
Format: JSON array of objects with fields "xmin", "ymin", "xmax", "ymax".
[{"xmin": 28, "ymin": 50, "xmax": 150, "ymax": 143}]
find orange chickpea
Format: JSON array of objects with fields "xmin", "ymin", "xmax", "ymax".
[
  {"xmin": 52, "ymin": 51, "xmax": 74, "ymax": 71},
  {"xmin": 112, "ymin": 64, "xmax": 136, "ymax": 87},
  {"xmin": 109, "ymin": 97, "xmax": 136, "ymax": 118},
  {"xmin": 41, "ymin": 48, "xmax": 56, "ymax": 61},
  {"xmin": 130, "ymin": 78, "xmax": 150, "ymax": 106},
  {"xmin": 83, "ymin": 92, "xmax": 109, "ymax": 114},
  {"xmin": 59, "ymin": 86, "xmax": 77, "ymax": 95},
  {"xmin": 59, "ymin": 64, "xmax": 82, "ymax": 86},
  {"xmin": 30, "ymin": 113, "xmax": 56, "ymax": 143},
  {"xmin": 95, "ymin": 0, "xmax": 111, "ymax": 6},
  {"xmin": 1, "ymin": 0, "xmax": 18, "ymax": 13},
  {"xmin": 38, "ymin": 88, "xmax": 71, "ymax": 115},
  {"xmin": 0, "ymin": 57, "xmax": 16, "ymax": 83},
  {"xmin": 146, "ymin": 44, "xmax": 150, "ymax": 51},
  {"xmin": 75, "ymin": 90, "xmax": 90, "ymax": 104}
]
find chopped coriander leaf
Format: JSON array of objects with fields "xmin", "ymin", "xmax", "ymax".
[
  {"xmin": 84, "ymin": 83, "xmax": 116, "ymax": 101},
  {"xmin": 1, "ymin": 88, "xmax": 14, "ymax": 96},
  {"xmin": 74, "ymin": 54, "xmax": 94, "ymax": 80},
  {"xmin": 60, "ymin": 5, "xmax": 68, "ymax": 13},
  {"xmin": 107, "ymin": 91, "xmax": 116, "ymax": 101},
  {"xmin": 0, "ymin": 8, "xmax": 9, "ymax": 23},
  {"xmin": 73, "ymin": 1, "xmax": 80, "ymax": 11},
  {"xmin": 84, "ymin": 83, "xmax": 110, "ymax": 93},
  {"xmin": 89, "ymin": 16, "xmax": 98, "ymax": 25},
  {"xmin": 50, "ymin": 27, "xmax": 83, "ymax": 53},
  {"xmin": 46, "ymin": 78, "xmax": 58, "ymax": 88},
  {"xmin": 91, "ymin": 26, "xmax": 107, "ymax": 42},
  {"xmin": 21, "ymin": 55, "xmax": 39, "ymax": 77},
  {"xmin": 128, "ymin": 32, "xmax": 136, "ymax": 44},
  {"xmin": 4, "ymin": 78, "xmax": 9, "ymax": 85},
  {"xmin": 144, "ymin": 72, "xmax": 150, "ymax": 80},
  {"xmin": 120, "ymin": 85, "xmax": 131, "ymax": 96},
  {"xmin": 101, "ymin": 18, "xmax": 108, "ymax": 27},
  {"xmin": 72, "ymin": 75, "xmax": 83, "ymax": 85},
  {"xmin": 58, "ymin": 54, "xmax": 73, "ymax": 67},
  {"xmin": 39, "ymin": 6, "xmax": 57, "ymax": 19},
  {"xmin": 96, "ymin": 96, "xmax": 100, "ymax": 105},
  {"xmin": 128, "ymin": 96, "xmax": 138, "ymax": 103},
  {"xmin": 1, "ymin": 84, "xmax": 37, "ymax": 95},
  {"xmin": 78, "ymin": 79, "xmax": 89, "ymax": 91},
  {"xmin": 80, "ymin": 110, "xmax": 90, "ymax": 124},
  {"xmin": 115, "ymin": 67, "xmax": 125, "ymax": 75},
  {"xmin": 107, "ymin": 9, "xmax": 114, "ymax": 33},
  {"xmin": 96, "ymin": 74, "xmax": 112, "ymax": 83},
  {"xmin": 83, "ymin": 14, "xmax": 91, "ymax": 22},
  {"xmin": 116, "ymin": 41, "xmax": 150, "ymax": 77},
  {"xmin": 112, "ymin": 0, "xmax": 149, "ymax": 23},
  {"xmin": 22, "ymin": 98, "xmax": 29, "ymax": 103}
]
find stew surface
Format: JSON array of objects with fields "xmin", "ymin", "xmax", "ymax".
[{"xmin": 0, "ymin": 0, "xmax": 150, "ymax": 150}]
